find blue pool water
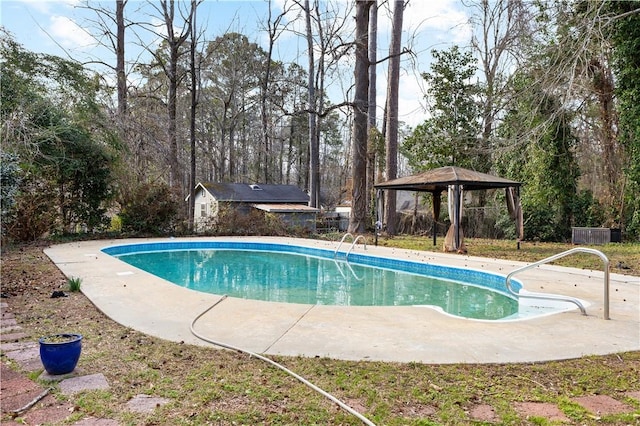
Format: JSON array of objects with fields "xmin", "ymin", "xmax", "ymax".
[{"xmin": 103, "ymin": 241, "xmax": 523, "ymax": 320}]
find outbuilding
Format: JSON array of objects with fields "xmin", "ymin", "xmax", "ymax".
[{"xmin": 192, "ymin": 182, "xmax": 318, "ymax": 231}]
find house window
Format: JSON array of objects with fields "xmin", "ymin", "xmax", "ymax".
[{"xmin": 200, "ymin": 203, "xmax": 207, "ymax": 217}]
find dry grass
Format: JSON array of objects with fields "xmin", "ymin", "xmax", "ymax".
[{"xmin": 1, "ymin": 239, "xmax": 639, "ymax": 425}]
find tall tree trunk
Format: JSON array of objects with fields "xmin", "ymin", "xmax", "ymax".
[
  {"xmin": 261, "ymin": 0, "xmax": 274, "ymax": 183},
  {"xmin": 188, "ymin": 0, "xmax": 198, "ymax": 231},
  {"xmin": 384, "ymin": 0, "xmax": 404, "ymax": 235},
  {"xmin": 116, "ymin": 0, "xmax": 127, "ymax": 117},
  {"xmin": 260, "ymin": 0, "xmax": 290, "ymax": 184},
  {"xmin": 366, "ymin": 1, "xmax": 378, "ymax": 223},
  {"xmin": 590, "ymin": 58, "xmax": 620, "ymax": 224},
  {"xmin": 160, "ymin": 0, "xmax": 190, "ymax": 190},
  {"xmin": 348, "ymin": 0, "xmax": 372, "ymax": 234},
  {"xmin": 304, "ymin": 0, "xmax": 320, "ymax": 208}
]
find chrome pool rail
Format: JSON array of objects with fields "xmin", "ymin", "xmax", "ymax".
[
  {"xmin": 334, "ymin": 233, "xmax": 354, "ymax": 258},
  {"xmin": 505, "ymin": 248, "xmax": 610, "ymax": 320},
  {"xmin": 334, "ymin": 233, "xmax": 367, "ymax": 261},
  {"xmin": 346, "ymin": 235, "xmax": 367, "ymax": 261}
]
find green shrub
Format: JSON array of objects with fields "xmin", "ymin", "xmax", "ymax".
[
  {"xmin": 5, "ymin": 178, "xmax": 58, "ymax": 242},
  {"xmin": 571, "ymin": 189, "xmax": 605, "ymax": 228},
  {"xmin": 199, "ymin": 204, "xmax": 289, "ymax": 236},
  {"xmin": 119, "ymin": 183, "xmax": 180, "ymax": 235},
  {"xmin": 522, "ymin": 203, "xmax": 558, "ymax": 242}
]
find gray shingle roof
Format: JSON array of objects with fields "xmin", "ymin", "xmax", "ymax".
[{"xmin": 200, "ymin": 183, "xmax": 309, "ymax": 203}]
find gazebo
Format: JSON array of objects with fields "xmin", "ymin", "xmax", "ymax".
[{"xmin": 374, "ymin": 166, "xmax": 523, "ymax": 251}]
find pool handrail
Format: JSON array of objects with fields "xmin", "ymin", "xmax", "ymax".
[
  {"xmin": 334, "ymin": 233, "xmax": 354, "ymax": 258},
  {"xmin": 346, "ymin": 235, "xmax": 367, "ymax": 261},
  {"xmin": 334, "ymin": 233, "xmax": 367, "ymax": 260},
  {"xmin": 505, "ymin": 247, "xmax": 610, "ymax": 320}
]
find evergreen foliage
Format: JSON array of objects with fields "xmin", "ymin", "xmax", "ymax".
[
  {"xmin": 403, "ymin": 46, "xmax": 483, "ymax": 171},
  {"xmin": 0, "ymin": 151, "xmax": 22, "ymax": 236},
  {"xmin": 496, "ymin": 75, "xmax": 582, "ymax": 241},
  {"xmin": 607, "ymin": 1, "xmax": 640, "ymax": 239},
  {"xmin": 1, "ymin": 32, "xmax": 116, "ymax": 240}
]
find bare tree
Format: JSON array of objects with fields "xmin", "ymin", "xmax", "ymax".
[
  {"xmin": 77, "ymin": 0, "xmax": 130, "ymax": 116},
  {"xmin": 294, "ymin": 0, "xmax": 353, "ymax": 208},
  {"xmin": 366, "ymin": 0, "xmax": 378, "ymax": 223},
  {"xmin": 115, "ymin": 0, "xmax": 127, "ymax": 117},
  {"xmin": 467, "ymin": 0, "xmax": 531, "ymax": 166},
  {"xmin": 348, "ymin": 0, "xmax": 373, "ymax": 234},
  {"xmin": 303, "ymin": 0, "xmax": 320, "ymax": 207},
  {"xmin": 383, "ymin": 0, "xmax": 405, "ymax": 235},
  {"xmin": 145, "ymin": 0, "xmax": 193, "ymax": 190},
  {"xmin": 188, "ymin": 0, "xmax": 203, "ymax": 230},
  {"xmin": 260, "ymin": 0, "xmax": 293, "ymax": 184}
]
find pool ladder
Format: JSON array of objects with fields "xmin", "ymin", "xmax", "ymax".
[
  {"xmin": 505, "ymin": 247, "xmax": 610, "ymax": 320},
  {"xmin": 334, "ymin": 233, "xmax": 367, "ymax": 261}
]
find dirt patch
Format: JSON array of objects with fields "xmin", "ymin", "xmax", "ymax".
[
  {"xmin": 514, "ymin": 401, "xmax": 571, "ymax": 422},
  {"xmin": 208, "ymin": 395, "xmax": 291, "ymax": 416},
  {"xmin": 393, "ymin": 402, "xmax": 437, "ymax": 418},
  {"xmin": 469, "ymin": 403, "xmax": 498, "ymax": 422},
  {"xmin": 572, "ymin": 395, "xmax": 635, "ymax": 416}
]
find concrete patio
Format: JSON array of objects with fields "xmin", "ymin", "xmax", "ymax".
[{"xmin": 43, "ymin": 237, "xmax": 639, "ymax": 364}]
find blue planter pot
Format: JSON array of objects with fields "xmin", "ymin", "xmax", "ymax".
[{"xmin": 39, "ymin": 333, "xmax": 83, "ymax": 375}]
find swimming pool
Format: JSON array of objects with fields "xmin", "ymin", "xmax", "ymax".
[
  {"xmin": 102, "ymin": 241, "xmax": 525, "ymax": 321},
  {"xmin": 45, "ymin": 237, "xmax": 638, "ymax": 363}
]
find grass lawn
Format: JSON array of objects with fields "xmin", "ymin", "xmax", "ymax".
[{"xmin": 369, "ymin": 234, "xmax": 640, "ymax": 276}]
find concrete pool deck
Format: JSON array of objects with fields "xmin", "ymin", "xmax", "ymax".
[{"xmin": 44, "ymin": 237, "xmax": 639, "ymax": 364}]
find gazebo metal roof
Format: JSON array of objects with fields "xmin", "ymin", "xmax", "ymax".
[{"xmin": 374, "ymin": 166, "xmax": 521, "ymax": 192}]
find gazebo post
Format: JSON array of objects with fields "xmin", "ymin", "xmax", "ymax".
[
  {"xmin": 432, "ymin": 191, "xmax": 441, "ymax": 246},
  {"xmin": 454, "ymin": 184, "xmax": 461, "ymax": 251}
]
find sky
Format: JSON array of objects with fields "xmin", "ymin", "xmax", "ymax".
[{"xmin": 0, "ymin": 0, "xmax": 473, "ymax": 128}]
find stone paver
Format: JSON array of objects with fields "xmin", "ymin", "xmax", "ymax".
[
  {"xmin": 73, "ymin": 418, "xmax": 121, "ymax": 425},
  {"xmin": 3, "ymin": 345, "xmax": 39, "ymax": 363},
  {"xmin": 0, "ymin": 341, "xmax": 37, "ymax": 351},
  {"xmin": 19, "ymin": 357, "xmax": 46, "ymax": 372},
  {"xmin": 59, "ymin": 373, "xmax": 110, "ymax": 396},
  {"xmin": 0, "ymin": 332, "xmax": 29, "ymax": 342},
  {"xmin": 16, "ymin": 399, "xmax": 76, "ymax": 425},
  {"xmin": 0, "ymin": 363, "xmax": 24, "ymax": 382},
  {"xmin": 126, "ymin": 394, "xmax": 171, "ymax": 413},
  {"xmin": 0, "ymin": 374, "xmax": 45, "ymax": 413},
  {"xmin": 39, "ymin": 369, "xmax": 82, "ymax": 382}
]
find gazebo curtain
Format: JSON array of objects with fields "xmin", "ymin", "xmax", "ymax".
[
  {"xmin": 506, "ymin": 187, "xmax": 524, "ymax": 241},
  {"xmin": 444, "ymin": 185, "xmax": 466, "ymax": 252}
]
